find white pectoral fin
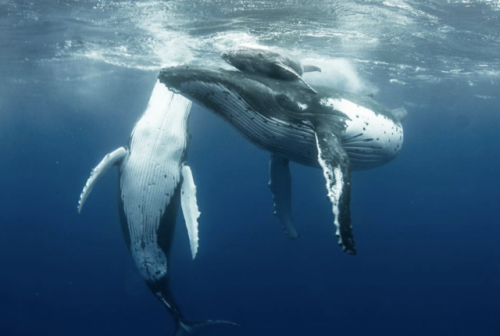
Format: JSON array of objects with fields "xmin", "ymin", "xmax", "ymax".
[
  {"xmin": 269, "ymin": 155, "xmax": 299, "ymax": 239},
  {"xmin": 180, "ymin": 165, "xmax": 200, "ymax": 259},
  {"xmin": 77, "ymin": 147, "xmax": 128, "ymax": 214},
  {"xmin": 314, "ymin": 127, "xmax": 356, "ymax": 255}
]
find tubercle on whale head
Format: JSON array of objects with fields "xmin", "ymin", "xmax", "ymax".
[
  {"xmin": 220, "ymin": 49, "xmax": 231, "ymax": 62},
  {"xmin": 221, "ymin": 48, "xmax": 245, "ymax": 63},
  {"xmin": 158, "ymin": 66, "xmax": 185, "ymax": 93},
  {"xmin": 158, "ymin": 65, "xmax": 242, "ymax": 106},
  {"xmin": 220, "ymin": 47, "xmax": 259, "ymax": 72},
  {"xmin": 158, "ymin": 65, "xmax": 223, "ymax": 90},
  {"xmin": 158, "ymin": 65, "xmax": 244, "ymax": 95}
]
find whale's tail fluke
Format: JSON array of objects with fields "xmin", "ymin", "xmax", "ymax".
[
  {"xmin": 150, "ymin": 282, "xmax": 238, "ymax": 336},
  {"xmin": 174, "ymin": 319, "xmax": 239, "ymax": 336}
]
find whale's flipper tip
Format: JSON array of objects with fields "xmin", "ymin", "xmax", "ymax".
[
  {"xmin": 299, "ymin": 77, "xmax": 317, "ymax": 94},
  {"xmin": 77, "ymin": 147, "xmax": 128, "ymax": 213},
  {"xmin": 175, "ymin": 319, "xmax": 239, "ymax": 336}
]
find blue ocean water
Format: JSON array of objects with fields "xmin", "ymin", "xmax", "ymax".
[{"xmin": 1, "ymin": 1, "xmax": 499, "ymax": 335}]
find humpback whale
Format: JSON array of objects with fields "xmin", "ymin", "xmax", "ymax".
[
  {"xmin": 221, "ymin": 45, "xmax": 321, "ymax": 93},
  {"xmin": 159, "ymin": 66, "xmax": 404, "ymax": 255},
  {"xmin": 78, "ymin": 81, "xmax": 235, "ymax": 335}
]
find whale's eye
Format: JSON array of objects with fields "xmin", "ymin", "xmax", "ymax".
[{"xmin": 258, "ymin": 52, "xmax": 264, "ymax": 58}]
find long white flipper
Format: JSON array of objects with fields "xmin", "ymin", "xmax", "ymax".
[
  {"xmin": 77, "ymin": 147, "xmax": 128, "ymax": 213},
  {"xmin": 314, "ymin": 126, "xmax": 356, "ymax": 255},
  {"xmin": 180, "ymin": 165, "xmax": 200, "ymax": 259},
  {"xmin": 119, "ymin": 81, "xmax": 193, "ymax": 282},
  {"xmin": 269, "ymin": 154, "xmax": 299, "ymax": 239}
]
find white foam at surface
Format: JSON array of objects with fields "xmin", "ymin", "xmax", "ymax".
[{"xmin": 302, "ymin": 58, "xmax": 378, "ymax": 95}]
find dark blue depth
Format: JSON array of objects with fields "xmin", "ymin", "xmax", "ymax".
[{"xmin": 0, "ymin": 64, "xmax": 499, "ymax": 336}]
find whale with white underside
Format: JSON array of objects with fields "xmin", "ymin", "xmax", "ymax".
[
  {"xmin": 158, "ymin": 66, "xmax": 404, "ymax": 255},
  {"xmin": 77, "ymin": 81, "xmax": 236, "ymax": 335}
]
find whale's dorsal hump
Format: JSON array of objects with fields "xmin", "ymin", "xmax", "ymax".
[
  {"xmin": 180, "ymin": 164, "xmax": 200, "ymax": 259},
  {"xmin": 78, "ymin": 147, "xmax": 128, "ymax": 214},
  {"xmin": 274, "ymin": 62, "xmax": 317, "ymax": 94},
  {"xmin": 276, "ymin": 62, "xmax": 301, "ymax": 80},
  {"xmin": 302, "ymin": 65, "xmax": 322, "ymax": 73}
]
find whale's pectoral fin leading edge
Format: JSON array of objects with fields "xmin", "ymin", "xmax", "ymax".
[
  {"xmin": 269, "ymin": 154, "xmax": 299, "ymax": 239},
  {"xmin": 180, "ymin": 164, "xmax": 201, "ymax": 260},
  {"xmin": 314, "ymin": 126, "xmax": 356, "ymax": 255},
  {"xmin": 276, "ymin": 62, "xmax": 317, "ymax": 94},
  {"xmin": 77, "ymin": 147, "xmax": 129, "ymax": 214}
]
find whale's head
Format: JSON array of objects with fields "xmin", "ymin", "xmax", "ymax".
[
  {"xmin": 159, "ymin": 65, "xmax": 230, "ymax": 96},
  {"xmin": 158, "ymin": 65, "xmax": 281, "ymax": 114},
  {"xmin": 222, "ymin": 47, "xmax": 254, "ymax": 71},
  {"xmin": 221, "ymin": 46, "xmax": 274, "ymax": 74},
  {"xmin": 220, "ymin": 48, "xmax": 236, "ymax": 64}
]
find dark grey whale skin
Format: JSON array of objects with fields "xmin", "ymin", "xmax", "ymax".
[
  {"xmin": 158, "ymin": 65, "xmax": 404, "ymax": 255},
  {"xmin": 158, "ymin": 65, "xmax": 362, "ymax": 255},
  {"xmin": 221, "ymin": 47, "xmax": 321, "ymax": 80},
  {"xmin": 158, "ymin": 66, "xmax": 399, "ymax": 168},
  {"xmin": 159, "ymin": 66, "xmax": 344, "ymax": 158}
]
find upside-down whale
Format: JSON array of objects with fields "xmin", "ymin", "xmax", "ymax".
[
  {"xmin": 158, "ymin": 63, "xmax": 404, "ymax": 255},
  {"xmin": 77, "ymin": 81, "xmax": 235, "ymax": 335}
]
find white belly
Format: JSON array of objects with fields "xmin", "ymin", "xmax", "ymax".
[
  {"xmin": 322, "ymin": 98, "xmax": 404, "ymax": 170},
  {"xmin": 182, "ymin": 80, "xmax": 403, "ymax": 171},
  {"xmin": 120, "ymin": 82, "xmax": 192, "ymax": 282}
]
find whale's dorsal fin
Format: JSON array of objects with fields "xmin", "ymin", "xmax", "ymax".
[
  {"xmin": 303, "ymin": 64, "xmax": 321, "ymax": 73},
  {"xmin": 78, "ymin": 147, "xmax": 128, "ymax": 214},
  {"xmin": 314, "ymin": 126, "xmax": 356, "ymax": 255},
  {"xmin": 269, "ymin": 154, "xmax": 299, "ymax": 239},
  {"xmin": 180, "ymin": 165, "xmax": 200, "ymax": 259}
]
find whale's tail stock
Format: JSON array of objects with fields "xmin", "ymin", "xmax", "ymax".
[
  {"xmin": 152, "ymin": 284, "xmax": 238, "ymax": 336},
  {"xmin": 174, "ymin": 319, "xmax": 239, "ymax": 336}
]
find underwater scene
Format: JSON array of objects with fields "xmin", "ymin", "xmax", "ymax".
[{"xmin": 1, "ymin": 1, "xmax": 499, "ymax": 335}]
